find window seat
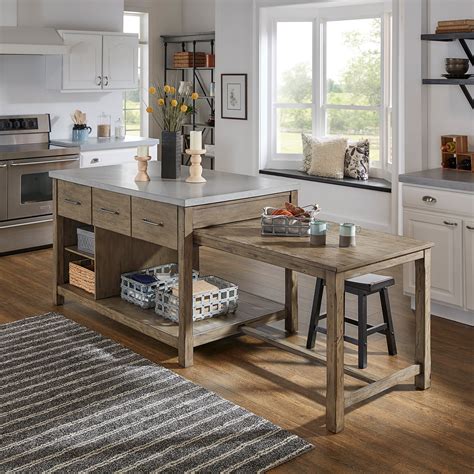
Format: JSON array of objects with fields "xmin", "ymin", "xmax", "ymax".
[{"xmin": 260, "ymin": 169, "xmax": 392, "ymax": 193}]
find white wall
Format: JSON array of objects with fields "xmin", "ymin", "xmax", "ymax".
[
  {"xmin": 0, "ymin": 0, "xmax": 124, "ymax": 139},
  {"xmin": 182, "ymin": 0, "xmax": 215, "ymax": 33},
  {"xmin": 425, "ymin": 0, "xmax": 474, "ymax": 169}
]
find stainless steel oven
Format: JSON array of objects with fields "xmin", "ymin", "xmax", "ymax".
[
  {"xmin": 0, "ymin": 114, "xmax": 80, "ymax": 254},
  {"xmin": 7, "ymin": 154, "xmax": 79, "ymax": 220}
]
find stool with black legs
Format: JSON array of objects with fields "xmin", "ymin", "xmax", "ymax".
[{"xmin": 306, "ymin": 274, "xmax": 398, "ymax": 369}]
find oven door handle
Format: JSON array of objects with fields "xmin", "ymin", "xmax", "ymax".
[
  {"xmin": 10, "ymin": 157, "xmax": 80, "ymax": 166},
  {"xmin": 0, "ymin": 218, "xmax": 53, "ymax": 229},
  {"xmin": 0, "ymin": 163, "xmax": 7, "ymax": 168}
]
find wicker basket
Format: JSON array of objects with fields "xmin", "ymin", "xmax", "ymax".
[
  {"xmin": 155, "ymin": 275, "xmax": 238, "ymax": 323},
  {"xmin": 69, "ymin": 259, "xmax": 95, "ymax": 295},
  {"xmin": 261, "ymin": 207, "xmax": 311, "ymax": 237},
  {"xmin": 77, "ymin": 227, "xmax": 95, "ymax": 255},
  {"xmin": 121, "ymin": 263, "xmax": 199, "ymax": 309}
]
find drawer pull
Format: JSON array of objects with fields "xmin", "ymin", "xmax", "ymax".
[
  {"xmin": 142, "ymin": 218, "xmax": 164, "ymax": 227},
  {"xmin": 443, "ymin": 221, "xmax": 457, "ymax": 227},
  {"xmin": 422, "ymin": 195, "xmax": 437, "ymax": 204},
  {"xmin": 64, "ymin": 198, "xmax": 81, "ymax": 206},
  {"xmin": 98, "ymin": 207, "xmax": 119, "ymax": 215},
  {"xmin": 467, "ymin": 226, "xmax": 474, "ymax": 231},
  {"xmin": 91, "ymin": 158, "xmax": 100, "ymax": 164}
]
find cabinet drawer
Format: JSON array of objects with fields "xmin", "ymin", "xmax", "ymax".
[
  {"xmin": 92, "ymin": 189, "xmax": 131, "ymax": 236},
  {"xmin": 57, "ymin": 181, "xmax": 92, "ymax": 224},
  {"xmin": 403, "ymin": 185, "xmax": 474, "ymax": 215},
  {"xmin": 131, "ymin": 197, "xmax": 177, "ymax": 249}
]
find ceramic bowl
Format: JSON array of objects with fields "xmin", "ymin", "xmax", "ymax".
[{"xmin": 445, "ymin": 58, "xmax": 469, "ymax": 76}]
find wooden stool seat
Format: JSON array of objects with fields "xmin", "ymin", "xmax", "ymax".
[{"xmin": 307, "ymin": 274, "xmax": 397, "ymax": 369}]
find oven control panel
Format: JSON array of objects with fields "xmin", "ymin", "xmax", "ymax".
[{"xmin": 0, "ymin": 117, "xmax": 39, "ymax": 131}]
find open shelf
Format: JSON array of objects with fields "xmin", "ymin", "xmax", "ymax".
[
  {"xmin": 65, "ymin": 245, "xmax": 95, "ymax": 260},
  {"xmin": 58, "ymin": 283, "xmax": 285, "ymax": 348},
  {"xmin": 182, "ymin": 123, "xmax": 215, "ymax": 129},
  {"xmin": 421, "ymin": 32, "xmax": 474, "ymax": 41},
  {"xmin": 166, "ymin": 67, "xmax": 215, "ymax": 71},
  {"xmin": 422, "ymin": 78, "xmax": 474, "ymax": 85}
]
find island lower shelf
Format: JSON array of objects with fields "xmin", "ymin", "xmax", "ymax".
[{"xmin": 58, "ymin": 283, "xmax": 286, "ymax": 348}]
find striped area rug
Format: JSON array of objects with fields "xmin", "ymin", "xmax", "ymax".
[{"xmin": 0, "ymin": 313, "xmax": 313, "ymax": 473}]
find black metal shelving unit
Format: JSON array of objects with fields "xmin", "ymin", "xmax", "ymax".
[
  {"xmin": 421, "ymin": 32, "xmax": 474, "ymax": 109},
  {"xmin": 161, "ymin": 32, "xmax": 216, "ymax": 169}
]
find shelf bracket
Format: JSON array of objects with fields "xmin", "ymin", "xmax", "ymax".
[
  {"xmin": 459, "ymin": 85, "xmax": 474, "ymax": 109},
  {"xmin": 459, "ymin": 39, "xmax": 474, "ymax": 66}
]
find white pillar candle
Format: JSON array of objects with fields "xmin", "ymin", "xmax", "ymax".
[
  {"xmin": 189, "ymin": 131, "xmax": 202, "ymax": 151},
  {"xmin": 137, "ymin": 145, "xmax": 149, "ymax": 157}
]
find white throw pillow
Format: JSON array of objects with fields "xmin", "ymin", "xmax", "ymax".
[{"xmin": 308, "ymin": 137, "xmax": 347, "ymax": 179}]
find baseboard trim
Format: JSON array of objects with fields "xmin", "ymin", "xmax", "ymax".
[{"xmin": 409, "ymin": 297, "xmax": 474, "ymax": 326}]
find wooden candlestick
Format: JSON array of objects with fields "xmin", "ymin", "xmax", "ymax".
[
  {"xmin": 185, "ymin": 149, "xmax": 207, "ymax": 183},
  {"xmin": 134, "ymin": 155, "xmax": 151, "ymax": 182}
]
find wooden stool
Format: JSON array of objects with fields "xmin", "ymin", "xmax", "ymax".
[{"xmin": 306, "ymin": 274, "xmax": 398, "ymax": 369}]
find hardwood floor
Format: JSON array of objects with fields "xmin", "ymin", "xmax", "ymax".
[{"xmin": 1, "ymin": 247, "xmax": 473, "ymax": 472}]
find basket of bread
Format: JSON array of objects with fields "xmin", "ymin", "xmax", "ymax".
[{"xmin": 261, "ymin": 202, "xmax": 320, "ymax": 236}]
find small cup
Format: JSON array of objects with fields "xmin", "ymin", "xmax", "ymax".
[
  {"xmin": 310, "ymin": 220, "xmax": 327, "ymax": 246},
  {"xmin": 72, "ymin": 125, "xmax": 92, "ymax": 142},
  {"xmin": 339, "ymin": 223, "xmax": 358, "ymax": 247}
]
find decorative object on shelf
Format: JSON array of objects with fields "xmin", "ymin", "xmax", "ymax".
[
  {"xmin": 178, "ymin": 81, "xmax": 192, "ymax": 95},
  {"xmin": 445, "ymin": 58, "xmax": 470, "ymax": 77},
  {"xmin": 344, "ymin": 139, "xmax": 370, "ymax": 180},
  {"xmin": 436, "ymin": 19, "xmax": 474, "ymax": 34},
  {"xmin": 261, "ymin": 203, "xmax": 320, "ymax": 236},
  {"xmin": 206, "ymin": 113, "xmax": 215, "ymax": 127},
  {"xmin": 209, "ymin": 81, "xmax": 216, "ymax": 97},
  {"xmin": 308, "ymin": 137, "xmax": 347, "ymax": 179},
  {"xmin": 114, "ymin": 117, "xmax": 125, "ymax": 139},
  {"xmin": 173, "ymin": 51, "xmax": 207, "ymax": 68},
  {"xmin": 134, "ymin": 154, "xmax": 151, "ymax": 182},
  {"xmin": 186, "ymin": 131, "xmax": 206, "ymax": 183},
  {"xmin": 77, "ymin": 226, "xmax": 95, "ymax": 255},
  {"xmin": 97, "ymin": 112, "xmax": 111, "ymax": 138},
  {"xmin": 205, "ymin": 53, "xmax": 215, "ymax": 67},
  {"xmin": 310, "ymin": 220, "xmax": 327, "ymax": 247},
  {"xmin": 339, "ymin": 223, "xmax": 359, "ymax": 248},
  {"xmin": 155, "ymin": 275, "xmax": 239, "ymax": 322},
  {"xmin": 440, "ymin": 135, "xmax": 473, "ymax": 172},
  {"xmin": 147, "ymin": 84, "xmax": 199, "ymax": 179},
  {"xmin": 221, "ymin": 73, "xmax": 248, "ymax": 120}
]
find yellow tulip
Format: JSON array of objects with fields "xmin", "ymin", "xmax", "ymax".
[
  {"xmin": 158, "ymin": 98, "xmax": 165, "ymax": 106},
  {"xmin": 146, "ymin": 106, "xmax": 154, "ymax": 113},
  {"xmin": 170, "ymin": 86, "xmax": 176, "ymax": 94},
  {"xmin": 191, "ymin": 92, "xmax": 199, "ymax": 100},
  {"xmin": 171, "ymin": 99, "xmax": 178, "ymax": 107},
  {"xmin": 163, "ymin": 85, "xmax": 171, "ymax": 93},
  {"xmin": 180, "ymin": 104, "xmax": 188, "ymax": 113},
  {"xmin": 149, "ymin": 86, "xmax": 156, "ymax": 94}
]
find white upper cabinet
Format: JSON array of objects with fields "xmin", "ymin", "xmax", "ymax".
[
  {"xmin": 102, "ymin": 35, "xmax": 138, "ymax": 90},
  {"xmin": 58, "ymin": 31, "xmax": 138, "ymax": 91},
  {"xmin": 62, "ymin": 33, "xmax": 102, "ymax": 90}
]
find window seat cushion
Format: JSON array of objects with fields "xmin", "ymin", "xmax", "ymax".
[{"xmin": 260, "ymin": 169, "xmax": 391, "ymax": 193}]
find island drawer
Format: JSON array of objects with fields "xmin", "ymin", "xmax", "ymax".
[
  {"xmin": 57, "ymin": 181, "xmax": 92, "ymax": 224},
  {"xmin": 131, "ymin": 197, "xmax": 178, "ymax": 249},
  {"xmin": 92, "ymin": 189, "xmax": 131, "ymax": 236}
]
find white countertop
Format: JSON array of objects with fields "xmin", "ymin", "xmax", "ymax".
[
  {"xmin": 51, "ymin": 136, "xmax": 160, "ymax": 152},
  {"xmin": 399, "ymin": 168, "xmax": 474, "ymax": 193},
  {"xmin": 49, "ymin": 162, "xmax": 300, "ymax": 207}
]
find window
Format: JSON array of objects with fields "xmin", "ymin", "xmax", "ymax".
[
  {"xmin": 262, "ymin": 4, "xmax": 393, "ymax": 178},
  {"xmin": 123, "ymin": 12, "xmax": 149, "ymax": 136}
]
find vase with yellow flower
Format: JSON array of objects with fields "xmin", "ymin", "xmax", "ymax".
[{"xmin": 146, "ymin": 84, "xmax": 199, "ymax": 179}]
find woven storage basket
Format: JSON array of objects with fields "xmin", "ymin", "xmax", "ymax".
[
  {"xmin": 69, "ymin": 259, "xmax": 95, "ymax": 295},
  {"xmin": 121, "ymin": 263, "xmax": 199, "ymax": 309},
  {"xmin": 155, "ymin": 275, "xmax": 238, "ymax": 323}
]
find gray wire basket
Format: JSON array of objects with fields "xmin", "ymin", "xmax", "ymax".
[
  {"xmin": 77, "ymin": 226, "xmax": 95, "ymax": 255},
  {"xmin": 155, "ymin": 275, "xmax": 238, "ymax": 322},
  {"xmin": 261, "ymin": 207, "xmax": 311, "ymax": 236},
  {"xmin": 121, "ymin": 263, "xmax": 199, "ymax": 309}
]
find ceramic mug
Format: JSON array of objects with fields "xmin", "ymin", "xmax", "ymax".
[
  {"xmin": 339, "ymin": 223, "xmax": 361, "ymax": 247},
  {"xmin": 310, "ymin": 220, "xmax": 328, "ymax": 246},
  {"xmin": 72, "ymin": 125, "xmax": 92, "ymax": 142}
]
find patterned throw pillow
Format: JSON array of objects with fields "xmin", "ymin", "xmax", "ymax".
[
  {"xmin": 301, "ymin": 133, "xmax": 313, "ymax": 173},
  {"xmin": 308, "ymin": 137, "xmax": 348, "ymax": 179},
  {"xmin": 344, "ymin": 140, "xmax": 370, "ymax": 180}
]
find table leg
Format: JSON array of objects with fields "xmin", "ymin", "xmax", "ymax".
[
  {"xmin": 285, "ymin": 269, "xmax": 298, "ymax": 333},
  {"xmin": 178, "ymin": 207, "xmax": 194, "ymax": 368},
  {"xmin": 326, "ymin": 271, "xmax": 345, "ymax": 433},
  {"xmin": 415, "ymin": 248, "xmax": 431, "ymax": 390}
]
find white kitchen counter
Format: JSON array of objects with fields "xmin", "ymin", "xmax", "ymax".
[{"xmin": 51, "ymin": 136, "xmax": 159, "ymax": 152}]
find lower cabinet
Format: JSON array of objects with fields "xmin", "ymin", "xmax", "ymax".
[
  {"xmin": 464, "ymin": 220, "xmax": 474, "ymax": 312},
  {"xmin": 403, "ymin": 209, "xmax": 463, "ymax": 307}
]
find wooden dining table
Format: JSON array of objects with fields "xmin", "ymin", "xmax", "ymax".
[{"xmin": 194, "ymin": 219, "xmax": 434, "ymax": 433}]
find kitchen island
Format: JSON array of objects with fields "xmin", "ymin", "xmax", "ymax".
[{"xmin": 50, "ymin": 163, "xmax": 299, "ymax": 367}]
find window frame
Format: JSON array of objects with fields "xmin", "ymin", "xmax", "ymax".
[
  {"xmin": 260, "ymin": 2, "xmax": 392, "ymax": 180},
  {"xmin": 123, "ymin": 11, "xmax": 149, "ymax": 137}
]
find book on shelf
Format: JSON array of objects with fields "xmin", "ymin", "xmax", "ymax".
[
  {"xmin": 437, "ymin": 19, "xmax": 474, "ymax": 27},
  {"xmin": 436, "ymin": 26, "xmax": 474, "ymax": 33}
]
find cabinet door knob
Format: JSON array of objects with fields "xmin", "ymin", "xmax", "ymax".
[
  {"xmin": 467, "ymin": 225, "xmax": 474, "ymax": 231},
  {"xmin": 103, "ymin": 75, "xmax": 109, "ymax": 86},
  {"xmin": 422, "ymin": 195, "xmax": 437, "ymax": 203},
  {"xmin": 96, "ymin": 76, "xmax": 102, "ymax": 86},
  {"xmin": 443, "ymin": 221, "xmax": 457, "ymax": 227},
  {"xmin": 91, "ymin": 158, "xmax": 100, "ymax": 164}
]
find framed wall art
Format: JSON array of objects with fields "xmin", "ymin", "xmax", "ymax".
[{"xmin": 221, "ymin": 73, "xmax": 248, "ymax": 120}]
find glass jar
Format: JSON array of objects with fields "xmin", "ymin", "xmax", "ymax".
[
  {"xmin": 97, "ymin": 112, "xmax": 111, "ymax": 138},
  {"xmin": 114, "ymin": 118, "xmax": 125, "ymax": 139}
]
